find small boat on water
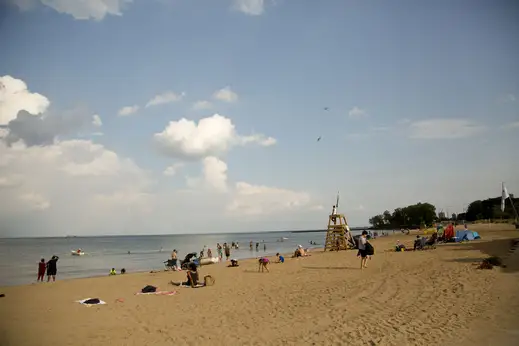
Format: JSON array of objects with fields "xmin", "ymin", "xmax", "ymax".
[{"xmin": 71, "ymin": 249, "xmax": 85, "ymax": 256}]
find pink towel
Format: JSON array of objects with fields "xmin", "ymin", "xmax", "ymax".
[{"xmin": 135, "ymin": 290, "xmax": 177, "ymax": 296}]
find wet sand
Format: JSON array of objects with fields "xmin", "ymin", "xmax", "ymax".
[{"xmin": 1, "ymin": 224, "xmax": 518, "ymax": 346}]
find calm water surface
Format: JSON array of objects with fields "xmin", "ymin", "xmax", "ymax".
[{"xmin": 0, "ymin": 231, "xmax": 351, "ymax": 286}]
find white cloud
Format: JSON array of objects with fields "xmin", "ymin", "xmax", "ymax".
[
  {"xmin": 409, "ymin": 118, "xmax": 486, "ymax": 139},
  {"xmin": 0, "ymin": 75, "xmax": 50, "ymax": 125},
  {"xmin": 163, "ymin": 163, "xmax": 184, "ymax": 176},
  {"xmin": 192, "ymin": 100, "xmax": 213, "ymax": 111},
  {"xmin": 503, "ymin": 121, "xmax": 519, "ymax": 129},
  {"xmin": 18, "ymin": 192, "xmax": 50, "ymax": 211},
  {"xmin": 348, "ymin": 106, "xmax": 367, "ymax": 118},
  {"xmin": 154, "ymin": 114, "xmax": 275, "ymax": 160},
  {"xmin": 187, "ymin": 156, "xmax": 228, "ymax": 192},
  {"xmin": 212, "ymin": 86, "xmax": 238, "ymax": 103},
  {"xmin": 10, "ymin": 0, "xmax": 133, "ymax": 21},
  {"xmin": 232, "ymin": 0, "xmax": 265, "ymax": 15},
  {"xmin": 498, "ymin": 94, "xmax": 516, "ymax": 104},
  {"xmin": 146, "ymin": 91, "xmax": 185, "ymax": 108},
  {"xmin": 239, "ymin": 134, "xmax": 277, "ymax": 146},
  {"xmin": 227, "ymin": 182, "xmax": 311, "ymax": 216},
  {"xmin": 92, "ymin": 114, "xmax": 102, "ymax": 127},
  {"xmin": 118, "ymin": 105, "xmax": 139, "ymax": 116},
  {"xmin": 0, "ymin": 138, "xmax": 154, "ymax": 235}
]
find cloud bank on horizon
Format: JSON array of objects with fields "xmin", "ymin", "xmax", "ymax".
[{"xmin": 1, "ymin": 0, "xmax": 518, "ymax": 237}]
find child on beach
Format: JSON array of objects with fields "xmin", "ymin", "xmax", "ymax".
[
  {"xmin": 276, "ymin": 253, "xmax": 285, "ymax": 263},
  {"xmin": 258, "ymin": 257, "xmax": 270, "ymax": 272},
  {"xmin": 109, "ymin": 268, "xmax": 117, "ymax": 275},
  {"xmin": 37, "ymin": 258, "xmax": 46, "ymax": 282}
]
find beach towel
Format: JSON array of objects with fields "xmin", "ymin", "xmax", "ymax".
[
  {"xmin": 135, "ymin": 290, "xmax": 177, "ymax": 296},
  {"xmin": 76, "ymin": 298, "xmax": 107, "ymax": 306}
]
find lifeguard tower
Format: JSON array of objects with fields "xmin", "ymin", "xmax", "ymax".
[{"xmin": 324, "ymin": 213, "xmax": 355, "ymax": 251}]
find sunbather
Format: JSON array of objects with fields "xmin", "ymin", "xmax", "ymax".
[{"xmin": 170, "ymin": 262, "xmax": 199, "ymax": 287}]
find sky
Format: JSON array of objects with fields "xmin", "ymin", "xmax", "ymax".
[{"xmin": 0, "ymin": 0, "xmax": 518, "ymax": 237}]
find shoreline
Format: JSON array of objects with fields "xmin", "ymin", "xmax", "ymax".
[
  {"xmin": 1, "ymin": 226, "xmax": 518, "ymax": 345},
  {"xmin": 4, "ymin": 223, "xmax": 515, "ymax": 290}
]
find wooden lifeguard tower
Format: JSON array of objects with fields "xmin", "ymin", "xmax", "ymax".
[{"xmin": 324, "ymin": 213, "xmax": 355, "ymax": 251}]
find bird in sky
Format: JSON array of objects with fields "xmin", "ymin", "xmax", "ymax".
[
  {"xmin": 317, "ymin": 136, "xmax": 322, "ymax": 142},
  {"xmin": 323, "ymin": 107, "xmax": 329, "ymax": 111}
]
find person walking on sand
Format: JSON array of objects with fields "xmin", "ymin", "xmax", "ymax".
[
  {"xmin": 37, "ymin": 258, "xmax": 46, "ymax": 282},
  {"xmin": 46, "ymin": 255, "xmax": 59, "ymax": 282},
  {"xmin": 358, "ymin": 231, "xmax": 370, "ymax": 270}
]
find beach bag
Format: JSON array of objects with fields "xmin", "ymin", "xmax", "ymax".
[
  {"xmin": 83, "ymin": 298, "xmax": 101, "ymax": 305},
  {"xmin": 365, "ymin": 243, "xmax": 375, "ymax": 256},
  {"xmin": 141, "ymin": 285, "xmax": 157, "ymax": 293}
]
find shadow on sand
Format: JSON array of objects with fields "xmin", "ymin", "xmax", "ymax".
[
  {"xmin": 447, "ymin": 238, "xmax": 519, "ymax": 273},
  {"xmin": 302, "ymin": 266, "xmax": 359, "ymax": 270}
]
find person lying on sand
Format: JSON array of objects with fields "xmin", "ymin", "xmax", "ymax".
[{"xmin": 228, "ymin": 259, "xmax": 239, "ymax": 267}]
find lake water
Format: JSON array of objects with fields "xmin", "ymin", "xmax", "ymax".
[{"xmin": 0, "ymin": 230, "xmax": 356, "ymax": 286}]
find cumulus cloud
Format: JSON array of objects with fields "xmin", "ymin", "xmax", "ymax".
[
  {"xmin": 348, "ymin": 106, "xmax": 367, "ymax": 118},
  {"xmin": 2, "ymin": 108, "xmax": 94, "ymax": 147},
  {"xmin": 92, "ymin": 114, "xmax": 102, "ymax": 127},
  {"xmin": 9, "ymin": 0, "xmax": 133, "ymax": 21},
  {"xmin": 192, "ymin": 100, "xmax": 213, "ymax": 111},
  {"xmin": 232, "ymin": 0, "xmax": 265, "ymax": 15},
  {"xmin": 212, "ymin": 86, "xmax": 238, "ymax": 103},
  {"xmin": 0, "ymin": 76, "xmax": 318, "ymax": 237},
  {"xmin": 0, "ymin": 138, "xmax": 154, "ymax": 235},
  {"xmin": 226, "ymin": 182, "xmax": 311, "ymax": 216},
  {"xmin": 0, "ymin": 75, "xmax": 50, "ymax": 125},
  {"xmin": 409, "ymin": 118, "xmax": 486, "ymax": 139},
  {"xmin": 146, "ymin": 91, "xmax": 185, "ymax": 108},
  {"xmin": 154, "ymin": 114, "xmax": 276, "ymax": 160},
  {"xmin": 118, "ymin": 105, "xmax": 139, "ymax": 116},
  {"xmin": 163, "ymin": 163, "xmax": 184, "ymax": 176},
  {"xmin": 12, "ymin": 109, "xmax": 90, "ymax": 144}
]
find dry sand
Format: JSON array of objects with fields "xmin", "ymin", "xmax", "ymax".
[{"xmin": 1, "ymin": 224, "xmax": 519, "ymax": 346}]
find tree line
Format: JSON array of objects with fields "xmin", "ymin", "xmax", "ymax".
[{"xmin": 368, "ymin": 194, "xmax": 518, "ymax": 230}]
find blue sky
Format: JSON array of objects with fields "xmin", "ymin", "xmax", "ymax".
[{"xmin": 0, "ymin": 0, "xmax": 518, "ymax": 237}]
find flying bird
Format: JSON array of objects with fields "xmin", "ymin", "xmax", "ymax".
[
  {"xmin": 323, "ymin": 107, "xmax": 329, "ymax": 111},
  {"xmin": 317, "ymin": 136, "xmax": 322, "ymax": 142}
]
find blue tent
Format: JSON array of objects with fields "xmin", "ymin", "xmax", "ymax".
[{"xmin": 455, "ymin": 230, "xmax": 475, "ymax": 242}]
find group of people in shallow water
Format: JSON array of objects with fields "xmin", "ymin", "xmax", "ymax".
[{"xmin": 37, "ymin": 256, "xmax": 59, "ymax": 282}]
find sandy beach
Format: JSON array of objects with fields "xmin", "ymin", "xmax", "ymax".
[{"xmin": 1, "ymin": 224, "xmax": 519, "ymax": 346}]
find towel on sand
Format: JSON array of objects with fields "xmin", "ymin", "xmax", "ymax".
[
  {"xmin": 76, "ymin": 298, "xmax": 107, "ymax": 305},
  {"xmin": 135, "ymin": 290, "xmax": 177, "ymax": 296}
]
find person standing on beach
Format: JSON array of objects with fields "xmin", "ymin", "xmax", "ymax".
[
  {"xmin": 358, "ymin": 231, "xmax": 369, "ymax": 270},
  {"xmin": 264, "ymin": 243, "xmax": 267, "ymax": 252},
  {"xmin": 46, "ymin": 255, "xmax": 59, "ymax": 282},
  {"xmin": 37, "ymin": 258, "xmax": 46, "ymax": 282},
  {"xmin": 171, "ymin": 249, "xmax": 178, "ymax": 270},
  {"xmin": 217, "ymin": 243, "xmax": 223, "ymax": 261},
  {"xmin": 224, "ymin": 243, "xmax": 231, "ymax": 261},
  {"xmin": 249, "ymin": 241, "xmax": 253, "ymax": 251},
  {"xmin": 256, "ymin": 242, "xmax": 259, "ymax": 251}
]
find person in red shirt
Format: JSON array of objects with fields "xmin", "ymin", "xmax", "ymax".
[{"xmin": 37, "ymin": 258, "xmax": 46, "ymax": 282}]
